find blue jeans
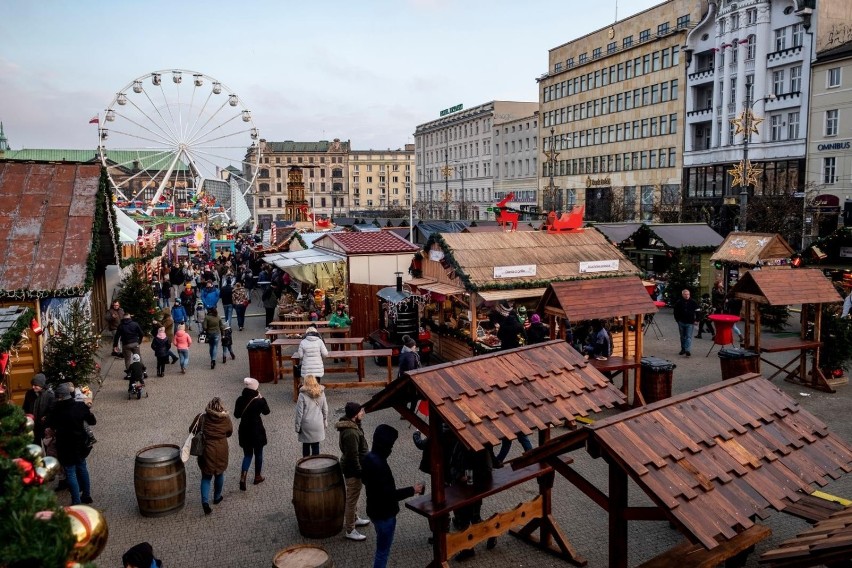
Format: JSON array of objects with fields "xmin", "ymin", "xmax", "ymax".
[
  {"xmin": 207, "ymin": 333, "xmax": 220, "ymax": 361},
  {"xmin": 65, "ymin": 460, "xmax": 91, "ymax": 505},
  {"xmin": 178, "ymin": 349, "xmax": 190, "ymax": 369},
  {"xmin": 495, "ymin": 433, "xmax": 534, "ymax": 463},
  {"xmin": 241, "ymin": 446, "xmax": 264, "ymax": 474},
  {"xmin": 200, "ymin": 473, "xmax": 224, "ymax": 505},
  {"xmin": 372, "ymin": 516, "xmax": 397, "ymax": 568},
  {"xmin": 677, "ymin": 322, "xmax": 694, "ymax": 353},
  {"xmin": 234, "ymin": 305, "xmax": 247, "ymax": 329},
  {"xmin": 223, "ymin": 304, "xmax": 233, "ymax": 325},
  {"xmin": 302, "ymin": 442, "xmax": 319, "ymax": 457}
]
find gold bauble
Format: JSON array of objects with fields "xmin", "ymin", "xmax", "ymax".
[
  {"xmin": 24, "ymin": 414, "xmax": 35, "ymax": 433},
  {"xmin": 25, "ymin": 443, "xmax": 44, "ymax": 462},
  {"xmin": 65, "ymin": 505, "xmax": 109, "ymax": 563},
  {"xmin": 42, "ymin": 456, "xmax": 61, "ymax": 482}
]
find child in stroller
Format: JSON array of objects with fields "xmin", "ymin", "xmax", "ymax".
[{"xmin": 126, "ymin": 353, "xmax": 148, "ymax": 399}]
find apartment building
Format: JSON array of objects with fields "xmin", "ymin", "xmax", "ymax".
[
  {"xmin": 348, "ymin": 145, "xmax": 415, "ymax": 216},
  {"xmin": 539, "ymin": 0, "xmax": 706, "ymax": 222},
  {"xmin": 414, "ymin": 101, "xmax": 538, "ymax": 220}
]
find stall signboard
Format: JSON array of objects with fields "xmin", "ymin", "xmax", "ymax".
[
  {"xmin": 579, "ymin": 260, "xmax": 619, "ymax": 273},
  {"xmin": 840, "ymin": 247, "xmax": 852, "ymax": 258},
  {"xmin": 494, "ymin": 265, "xmax": 537, "ymax": 278}
]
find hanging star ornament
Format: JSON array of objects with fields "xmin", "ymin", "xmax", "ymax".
[
  {"xmin": 730, "ymin": 109, "xmax": 763, "ymax": 136},
  {"xmin": 728, "ymin": 161, "xmax": 745, "ymax": 187},
  {"xmin": 728, "ymin": 160, "xmax": 763, "ymax": 187},
  {"xmin": 745, "ymin": 161, "xmax": 763, "ymax": 186}
]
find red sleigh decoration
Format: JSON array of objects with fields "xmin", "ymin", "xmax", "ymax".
[
  {"xmin": 299, "ymin": 205, "xmax": 332, "ymax": 228},
  {"xmin": 546, "ymin": 205, "xmax": 585, "ymax": 233},
  {"xmin": 495, "ymin": 193, "xmax": 519, "ymax": 231}
]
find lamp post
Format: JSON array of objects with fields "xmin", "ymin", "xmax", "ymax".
[
  {"xmin": 729, "ymin": 94, "xmax": 774, "ymax": 231},
  {"xmin": 440, "ymin": 144, "xmax": 453, "ymax": 219},
  {"xmin": 543, "ymin": 127, "xmax": 560, "ymax": 213}
]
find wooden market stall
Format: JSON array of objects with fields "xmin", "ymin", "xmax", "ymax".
[
  {"xmin": 710, "ymin": 232, "xmax": 796, "ymax": 293},
  {"xmin": 361, "ymin": 340, "xmax": 627, "ymax": 568},
  {"xmin": 411, "ymin": 230, "xmax": 640, "ymax": 361},
  {"xmin": 536, "ymin": 277, "xmax": 659, "ymax": 406},
  {"xmin": 731, "ymin": 269, "xmax": 843, "ymax": 392},
  {"xmin": 760, "ymin": 505, "xmax": 852, "ymax": 566},
  {"xmin": 513, "ymin": 373, "xmax": 852, "ymax": 568}
]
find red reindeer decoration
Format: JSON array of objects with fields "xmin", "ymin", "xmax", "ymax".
[{"xmin": 495, "ymin": 192, "xmax": 519, "ymax": 231}]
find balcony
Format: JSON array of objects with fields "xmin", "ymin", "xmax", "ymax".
[
  {"xmin": 767, "ymin": 45, "xmax": 804, "ymax": 67},
  {"xmin": 687, "ymin": 67, "xmax": 715, "ymax": 84}
]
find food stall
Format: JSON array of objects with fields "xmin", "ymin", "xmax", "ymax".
[
  {"xmin": 709, "ymin": 232, "xmax": 795, "ymax": 293},
  {"xmin": 409, "ymin": 230, "xmax": 640, "ymax": 361}
]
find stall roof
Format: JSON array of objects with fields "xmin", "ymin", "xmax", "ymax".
[
  {"xmin": 314, "ymin": 231, "xmax": 418, "ymax": 255},
  {"xmin": 263, "ymin": 248, "xmax": 344, "ymax": 268},
  {"xmin": 352, "ymin": 223, "xmax": 381, "ymax": 232},
  {"xmin": 593, "ymin": 222, "xmax": 723, "ymax": 249},
  {"xmin": 760, "ymin": 505, "xmax": 852, "ymax": 566},
  {"xmin": 431, "ymin": 230, "xmax": 638, "ymax": 291},
  {"xmin": 363, "ymin": 340, "xmax": 626, "ymax": 452},
  {"xmin": 114, "ymin": 206, "xmax": 144, "ymax": 244},
  {"xmin": 417, "ymin": 281, "xmax": 466, "ymax": 296},
  {"xmin": 478, "ymin": 288, "xmax": 547, "ymax": 301},
  {"xmin": 332, "ymin": 217, "xmax": 358, "ymax": 227},
  {"xmin": 711, "ymin": 232, "xmax": 795, "ymax": 265},
  {"xmin": 591, "ymin": 222, "xmax": 641, "ymax": 245},
  {"xmin": 589, "ymin": 374, "xmax": 852, "ymax": 550},
  {"xmin": 537, "ymin": 276, "xmax": 658, "ymax": 321},
  {"xmin": 462, "ymin": 224, "xmax": 536, "ymax": 233},
  {"xmin": 413, "ymin": 221, "xmax": 470, "ymax": 243},
  {"xmin": 732, "ymin": 269, "xmax": 842, "ymax": 306}
]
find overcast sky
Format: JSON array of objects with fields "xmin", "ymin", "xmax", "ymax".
[{"xmin": 1, "ymin": 0, "xmax": 662, "ymax": 152}]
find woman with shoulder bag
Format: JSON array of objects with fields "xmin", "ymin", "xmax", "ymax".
[
  {"xmin": 234, "ymin": 377, "xmax": 270, "ymax": 490},
  {"xmin": 190, "ymin": 397, "xmax": 233, "ymax": 515}
]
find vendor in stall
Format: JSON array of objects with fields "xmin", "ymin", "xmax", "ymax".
[{"xmin": 583, "ymin": 319, "xmax": 612, "ymax": 361}]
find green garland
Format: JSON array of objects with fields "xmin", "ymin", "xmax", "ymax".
[{"xmin": 0, "ymin": 307, "xmax": 34, "ymax": 353}]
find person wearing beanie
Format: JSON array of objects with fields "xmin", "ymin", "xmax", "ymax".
[
  {"xmin": 113, "ymin": 313, "xmax": 144, "ymax": 374},
  {"xmin": 361, "ymin": 424, "xmax": 425, "ymax": 568},
  {"xmin": 23, "ymin": 373, "xmax": 54, "ymax": 446},
  {"xmin": 171, "ymin": 297, "xmax": 187, "ymax": 331},
  {"xmin": 122, "ymin": 541, "xmax": 162, "ymax": 568},
  {"xmin": 526, "ymin": 313, "xmax": 550, "ymax": 345},
  {"xmin": 297, "ymin": 326, "xmax": 328, "ymax": 380},
  {"xmin": 234, "ymin": 377, "xmax": 270, "ymax": 491},
  {"xmin": 127, "ymin": 354, "xmax": 147, "ymax": 393},
  {"xmin": 220, "ymin": 322, "xmax": 235, "ymax": 364},
  {"xmin": 151, "ymin": 326, "xmax": 171, "ymax": 378},
  {"xmin": 336, "ymin": 402, "xmax": 371, "ymax": 541},
  {"xmin": 48, "ymin": 382, "xmax": 96, "ymax": 505}
]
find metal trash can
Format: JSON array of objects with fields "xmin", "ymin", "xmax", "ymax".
[
  {"xmin": 717, "ymin": 347, "xmax": 759, "ymax": 381},
  {"xmin": 247, "ymin": 339, "xmax": 274, "ymax": 383},
  {"xmin": 640, "ymin": 356, "xmax": 676, "ymax": 404}
]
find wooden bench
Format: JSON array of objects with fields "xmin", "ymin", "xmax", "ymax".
[
  {"xmin": 291, "ymin": 348, "xmax": 393, "ymax": 401},
  {"xmin": 271, "ymin": 337, "xmax": 365, "ymax": 384},
  {"xmin": 637, "ymin": 524, "xmax": 771, "ymax": 568},
  {"xmin": 266, "ymin": 326, "xmax": 350, "ymax": 340}
]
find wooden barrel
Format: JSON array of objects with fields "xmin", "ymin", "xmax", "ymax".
[
  {"xmin": 292, "ymin": 455, "xmax": 345, "ymax": 538},
  {"xmin": 272, "ymin": 544, "xmax": 333, "ymax": 568},
  {"xmin": 134, "ymin": 444, "xmax": 186, "ymax": 517}
]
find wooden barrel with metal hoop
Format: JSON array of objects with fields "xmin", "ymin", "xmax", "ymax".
[
  {"xmin": 291, "ymin": 455, "xmax": 345, "ymax": 538},
  {"xmin": 134, "ymin": 444, "xmax": 186, "ymax": 517},
  {"xmin": 272, "ymin": 544, "xmax": 333, "ymax": 568}
]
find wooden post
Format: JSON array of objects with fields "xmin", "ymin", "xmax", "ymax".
[
  {"xmin": 469, "ymin": 293, "xmax": 477, "ymax": 341},
  {"xmin": 753, "ymin": 302, "xmax": 762, "ymax": 373},
  {"xmin": 634, "ymin": 313, "xmax": 643, "ymax": 406},
  {"xmin": 812, "ymin": 302, "xmax": 822, "ymax": 385},
  {"xmin": 609, "ymin": 461, "xmax": 629, "ymax": 568},
  {"xmin": 429, "ymin": 410, "xmax": 445, "ymax": 507}
]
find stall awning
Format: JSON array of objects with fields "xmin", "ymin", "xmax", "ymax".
[
  {"xmin": 417, "ymin": 281, "xmax": 466, "ymax": 296},
  {"xmin": 477, "ymin": 288, "xmax": 547, "ymax": 302},
  {"xmin": 263, "ymin": 249, "xmax": 344, "ymax": 288}
]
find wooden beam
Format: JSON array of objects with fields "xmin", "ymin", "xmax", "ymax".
[
  {"xmin": 636, "ymin": 524, "xmax": 770, "ymax": 568},
  {"xmin": 512, "ymin": 428, "xmax": 589, "ymax": 469},
  {"xmin": 550, "ymin": 458, "xmax": 609, "ymax": 512},
  {"xmin": 609, "ymin": 462, "xmax": 629, "ymax": 568},
  {"xmin": 446, "ymin": 496, "xmax": 544, "ymax": 556}
]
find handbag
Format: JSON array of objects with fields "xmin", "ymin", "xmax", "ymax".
[
  {"xmin": 188, "ymin": 413, "xmax": 205, "ymax": 458},
  {"xmin": 81, "ymin": 428, "xmax": 97, "ymax": 457}
]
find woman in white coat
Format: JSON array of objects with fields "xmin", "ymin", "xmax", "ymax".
[
  {"xmin": 296, "ymin": 325, "xmax": 328, "ymax": 380},
  {"xmin": 295, "ymin": 375, "xmax": 328, "ymax": 456}
]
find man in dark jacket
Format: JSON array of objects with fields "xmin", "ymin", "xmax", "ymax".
[
  {"xmin": 337, "ymin": 402, "xmax": 371, "ymax": 541},
  {"xmin": 497, "ymin": 309, "xmax": 525, "ymax": 350},
  {"xmin": 22, "ymin": 373, "xmax": 54, "ymax": 446},
  {"xmin": 48, "ymin": 383, "xmax": 96, "ymax": 505},
  {"xmin": 361, "ymin": 424, "xmax": 424, "ymax": 568},
  {"xmin": 673, "ymin": 288, "xmax": 700, "ymax": 357},
  {"xmin": 113, "ymin": 314, "xmax": 144, "ymax": 373}
]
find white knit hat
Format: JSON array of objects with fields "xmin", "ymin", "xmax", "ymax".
[{"xmin": 244, "ymin": 377, "xmax": 259, "ymax": 391}]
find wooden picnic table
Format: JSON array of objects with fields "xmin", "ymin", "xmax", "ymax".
[
  {"xmin": 291, "ymin": 348, "xmax": 393, "ymax": 401},
  {"xmin": 265, "ymin": 326, "xmax": 350, "ymax": 339},
  {"xmin": 758, "ymin": 336, "xmax": 823, "ymax": 385},
  {"xmin": 269, "ymin": 320, "xmax": 331, "ymax": 328},
  {"xmin": 271, "ymin": 337, "xmax": 365, "ymax": 384}
]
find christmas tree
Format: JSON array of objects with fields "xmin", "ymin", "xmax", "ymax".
[
  {"xmin": 116, "ymin": 265, "xmax": 159, "ymax": 337},
  {"xmin": 42, "ymin": 299, "xmax": 102, "ymax": 390}
]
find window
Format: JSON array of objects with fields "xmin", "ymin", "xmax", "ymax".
[
  {"xmin": 773, "ymin": 70, "xmax": 785, "ymax": 95},
  {"xmin": 746, "ymin": 74, "xmax": 754, "ymax": 100},
  {"xmin": 593, "ymin": 47, "xmax": 602, "ymax": 59},
  {"xmin": 719, "ymin": 19, "xmax": 726, "ymax": 34},
  {"xmin": 671, "ymin": 79, "xmax": 678, "ymax": 100},
  {"xmin": 640, "ymin": 29, "xmax": 650, "ymax": 42},
  {"xmin": 567, "ymin": 57, "xmax": 574, "ymax": 68},
  {"xmin": 770, "ymin": 115, "xmax": 783, "ymax": 141},
  {"xmin": 790, "ymin": 66, "xmax": 802, "ymax": 92},
  {"xmin": 828, "ymin": 67, "xmax": 841, "ymax": 88},
  {"xmin": 826, "ymin": 109, "xmax": 839, "ymax": 136},
  {"xmin": 658, "ymin": 22, "xmax": 670, "ymax": 35},
  {"xmin": 746, "ymin": 35, "xmax": 756, "ymax": 59},
  {"xmin": 731, "ymin": 43, "xmax": 738, "ymax": 64},
  {"xmin": 775, "ymin": 28, "xmax": 786, "ymax": 51},
  {"xmin": 579, "ymin": 52, "xmax": 587, "ymax": 64},
  {"xmin": 746, "ymin": 8, "xmax": 757, "ymax": 25},
  {"xmin": 676, "ymin": 14, "xmax": 690, "ymax": 29},
  {"xmin": 554, "ymin": 62, "xmax": 562, "ymax": 72},
  {"xmin": 823, "ymin": 157, "xmax": 837, "ymax": 184},
  {"xmin": 662, "ymin": 48, "xmax": 671, "ymax": 68},
  {"xmin": 788, "ymin": 111, "xmax": 800, "ymax": 139},
  {"xmin": 623, "ymin": 35, "xmax": 633, "ymax": 48},
  {"xmin": 792, "ymin": 23, "xmax": 803, "ymax": 47},
  {"xmin": 607, "ymin": 42, "xmax": 617, "ymax": 54}
]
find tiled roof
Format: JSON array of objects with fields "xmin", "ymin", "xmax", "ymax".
[
  {"xmin": 537, "ymin": 276, "xmax": 659, "ymax": 321},
  {"xmin": 733, "ymin": 269, "xmax": 842, "ymax": 306},
  {"xmin": 318, "ymin": 231, "xmax": 419, "ymax": 254},
  {"xmin": 760, "ymin": 505, "xmax": 852, "ymax": 566},
  {"xmin": 589, "ymin": 374, "xmax": 852, "ymax": 550},
  {"xmin": 398, "ymin": 340, "xmax": 626, "ymax": 452},
  {"xmin": 0, "ymin": 305, "xmax": 28, "ymax": 345},
  {"xmin": 711, "ymin": 232, "xmax": 795, "ymax": 265},
  {"xmin": 0, "ymin": 162, "xmax": 102, "ymax": 292},
  {"xmin": 264, "ymin": 140, "xmax": 350, "ymax": 153}
]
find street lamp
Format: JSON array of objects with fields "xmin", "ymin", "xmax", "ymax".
[
  {"xmin": 543, "ymin": 127, "xmax": 561, "ymax": 213},
  {"xmin": 728, "ymin": 93, "xmax": 775, "ymax": 231}
]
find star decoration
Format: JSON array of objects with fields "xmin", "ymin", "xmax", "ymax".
[
  {"xmin": 728, "ymin": 162, "xmax": 745, "ymax": 187},
  {"xmin": 440, "ymin": 165, "xmax": 454, "ymax": 178},
  {"xmin": 728, "ymin": 160, "xmax": 763, "ymax": 187},
  {"xmin": 730, "ymin": 110, "xmax": 763, "ymax": 136},
  {"xmin": 544, "ymin": 150, "xmax": 560, "ymax": 162}
]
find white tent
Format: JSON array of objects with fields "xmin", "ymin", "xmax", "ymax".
[
  {"xmin": 114, "ymin": 206, "xmax": 145, "ymax": 243},
  {"xmin": 263, "ymin": 248, "xmax": 344, "ymax": 289}
]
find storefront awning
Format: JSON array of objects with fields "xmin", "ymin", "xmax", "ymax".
[
  {"xmin": 417, "ymin": 281, "xmax": 467, "ymax": 296},
  {"xmin": 477, "ymin": 288, "xmax": 547, "ymax": 302}
]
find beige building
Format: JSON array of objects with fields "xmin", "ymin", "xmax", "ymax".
[
  {"xmin": 348, "ymin": 145, "xmax": 415, "ymax": 216},
  {"xmin": 539, "ymin": 0, "xmax": 707, "ymax": 222}
]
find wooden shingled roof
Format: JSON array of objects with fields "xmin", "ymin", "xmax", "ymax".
[
  {"xmin": 537, "ymin": 276, "xmax": 659, "ymax": 321},
  {"xmin": 364, "ymin": 340, "xmax": 626, "ymax": 452},
  {"xmin": 588, "ymin": 374, "xmax": 852, "ymax": 550},
  {"xmin": 732, "ymin": 269, "xmax": 842, "ymax": 306},
  {"xmin": 430, "ymin": 230, "xmax": 639, "ymax": 291},
  {"xmin": 711, "ymin": 232, "xmax": 795, "ymax": 266},
  {"xmin": 759, "ymin": 505, "xmax": 852, "ymax": 566}
]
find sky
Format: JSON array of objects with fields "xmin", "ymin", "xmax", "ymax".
[{"xmin": 1, "ymin": 0, "xmax": 663, "ymax": 153}]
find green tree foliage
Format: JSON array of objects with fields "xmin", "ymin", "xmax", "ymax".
[
  {"xmin": 821, "ymin": 307, "xmax": 852, "ymax": 372},
  {"xmin": 116, "ymin": 265, "xmax": 158, "ymax": 336},
  {"xmin": 42, "ymin": 299, "xmax": 101, "ymax": 390},
  {"xmin": 663, "ymin": 251, "xmax": 700, "ymax": 304}
]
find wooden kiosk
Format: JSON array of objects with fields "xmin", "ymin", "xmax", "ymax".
[
  {"xmin": 361, "ymin": 340, "xmax": 627, "ymax": 567},
  {"xmin": 731, "ymin": 269, "xmax": 842, "ymax": 392},
  {"xmin": 536, "ymin": 276, "xmax": 659, "ymax": 407}
]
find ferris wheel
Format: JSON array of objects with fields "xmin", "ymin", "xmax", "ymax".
[{"xmin": 98, "ymin": 69, "xmax": 260, "ymax": 224}]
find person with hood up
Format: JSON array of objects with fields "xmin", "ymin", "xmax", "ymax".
[
  {"xmin": 361, "ymin": 424, "xmax": 425, "ymax": 568},
  {"xmin": 294, "ymin": 375, "xmax": 328, "ymax": 456},
  {"xmin": 113, "ymin": 313, "xmax": 144, "ymax": 375},
  {"xmin": 173, "ymin": 323, "xmax": 192, "ymax": 374},
  {"xmin": 296, "ymin": 325, "xmax": 328, "ymax": 380},
  {"xmin": 497, "ymin": 308, "xmax": 526, "ymax": 350},
  {"xmin": 151, "ymin": 326, "xmax": 171, "ymax": 377},
  {"xmin": 220, "ymin": 322, "xmax": 235, "ymax": 364},
  {"xmin": 48, "ymin": 383, "xmax": 96, "ymax": 505},
  {"xmin": 200, "ymin": 280, "xmax": 220, "ymax": 311},
  {"xmin": 190, "ymin": 397, "xmax": 233, "ymax": 515},
  {"xmin": 234, "ymin": 377, "xmax": 270, "ymax": 491},
  {"xmin": 23, "ymin": 373, "xmax": 55, "ymax": 446},
  {"xmin": 526, "ymin": 313, "xmax": 550, "ymax": 345},
  {"xmin": 122, "ymin": 541, "xmax": 162, "ymax": 568},
  {"xmin": 336, "ymin": 402, "xmax": 371, "ymax": 541}
]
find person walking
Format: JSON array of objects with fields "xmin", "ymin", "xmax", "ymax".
[
  {"xmin": 190, "ymin": 397, "xmax": 233, "ymax": 515},
  {"xmin": 113, "ymin": 313, "xmax": 144, "ymax": 375},
  {"xmin": 294, "ymin": 375, "xmax": 328, "ymax": 457},
  {"xmin": 154, "ymin": 307, "xmax": 179, "ymax": 365},
  {"xmin": 173, "ymin": 323, "xmax": 192, "ymax": 374},
  {"xmin": 151, "ymin": 326, "xmax": 171, "ymax": 377},
  {"xmin": 695, "ymin": 293, "xmax": 716, "ymax": 339},
  {"xmin": 296, "ymin": 325, "xmax": 328, "ymax": 382},
  {"xmin": 673, "ymin": 288, "xmax": 700, "ymax": 357},
  {"xmin": 180, "ymin": 285, "xmax": 197, "ymax": 330},
  {"xmin": 336, "ymin": 402, "xmax": 371, "ymax": 541},
  {"xmin": 171, "ymin": 299, "xmax": 188, "ymax": 334},
  {"xmin": 361, "ymin": 424, "xmax": 425, "ymax": 568},
  {"xmin": 200, "ymin": 280, "xmax": 220, "ymax": 312},
  {"xmin": 262, "ymin": 282, "xmax": 279, "ymax": 328},
  {"xmin": 122, "ymin": 542, "xmax": 162, "ymax": 568},
  {"xmin": 203, "ymin": 308, "xmax": 225, "ymax": 369},
  {"xmin": 234, "ymin": 377, "xmax": 270, "ymax": 491},
  {"xmin": 22, "ymin": 373, "xmax": 55, "ymax": 447},
  {"xmin": 232, "ymin": 281, "xmax": 250, "ymax": 331},
  {"xmin": 220, "ymin": 277, "xmax": 234, "ymax": 326},
  {"xmin": 48, "ymin": 383, "xmax": 96, "ymax": 505},
  {"xmin": 104, "ymin": 300, "xmax": 124, "ymax": 339},
  {"xmin": 221, "ymin": 323, "xmax": 235, "ymax": 364}
]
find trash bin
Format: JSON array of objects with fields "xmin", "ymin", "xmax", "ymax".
[
  {"xmin": 717, "ymin": 347, "xmax": 759, "ymax": 381},
  {"xmin": 247, "ymin": 339, "xmax": 274, "ymax": 383},
  {"xmin": 640, "ymin": 356, "xmax": 676, "ymax": 404}
]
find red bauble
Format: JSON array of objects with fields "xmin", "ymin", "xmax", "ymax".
[{"xmin": 13, "ymin": 458, "xmax": 42, "ymax": 485}]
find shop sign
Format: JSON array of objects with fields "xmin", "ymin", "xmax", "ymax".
[
  {"xmin": 586, "ymin": 176, "xmax": 611, "ymax": 187},
  {"xmin": 440, "ymin": 103, "xmax": 463, "ymax": 117},
  {"xmin": 493, "ymin": 264, "xmax": 537, "ymax": 278},
  {"xmin": 579, "ymin": 260, "xmax": 619, "ymax": 273},
  {"xmin": 840, "ymin": 246, "xmax": 852, "ymax": 258},
  {"xmin": 817, "ymin": 141, "xmax": 851, "ymax": 151}
]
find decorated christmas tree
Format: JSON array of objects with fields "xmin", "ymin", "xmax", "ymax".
[
  {"xmin": 116, "ymin": 265, "xmax": 159, "ymax": 336},
  {"xmin": 42, "ymin": 299, "xmax": 102, "ymax": 390}
]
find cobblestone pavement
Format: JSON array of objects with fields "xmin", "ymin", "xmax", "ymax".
[{"xmin": 71, "ymin": 304, "xmax": 852, "ymax": 568}]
